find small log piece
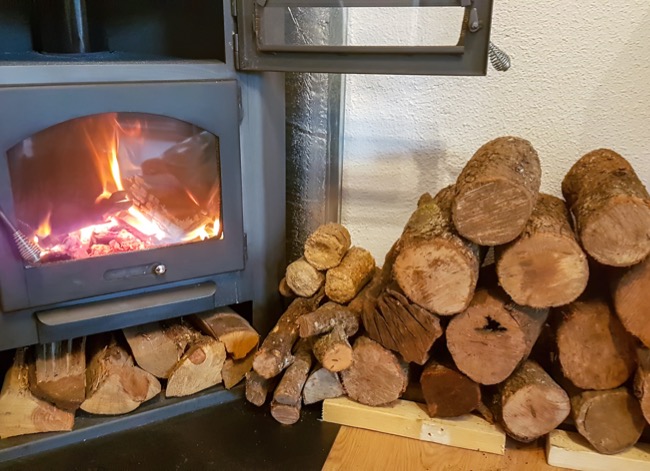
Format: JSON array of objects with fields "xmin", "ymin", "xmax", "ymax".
[
  {"xmin": 191, "ymin": 307, "xmax": 259, "ymax": 359},
  {"xmin": 0, "ymin": 348, "xmax": 74, "ymax": 439},
  {"xmin": 279, "ymin": 277, "xmax": 295, "ymax": 298},
  {"xmin": 253, "ymin": 291, "xmax": 323, "ymax": 379},
  {"xmin": 166, "ymin": 336, "xmax": 226, "ymax": 397},
  {"xmin": 393, "ymin": 187, "xmax": 482, "ymax": 315},
  {"xmin": 562, "ymin": 149, "xmax": 650, "ymax": 267},
  {"xmin": 496, "ymin": 194, "xmax": 589, "ymax": 308},
  {"xmin": 312, "ymin": 325, "xmax": 353, "ymax": 372},
  {"xmin": 81, "ymin": 336, "xmax": 161, "ymax": 415},
  {"xmin": 611, "ymin": 256, "xmax": 650, "ymax": 348},
  {"xmin": 285, "ymin": 257, "xmax": 325, "ymax": 297},
  {"xmin": 572, "ymin": 388, "xmax": 645, "ymax": 455},
  {"xmin": 634, "ymin": 347, "xmax": 650, "ymax": 424},
  {"xmin": 28, "ymin": 338, "xmax": 86, "ymax": 411},
  {"xmin": 123, "ymin": 321, "xmax": 199, "ymax": 379},
  {"xmin": 303, "ymin": 367, "xmax": 344, "ymax": 405},
  {"xmin": 490, "ymin": 360, "xmax": 570, "ymax": 443},
  {"xmin": 346, "ymin": 267, "xmax": 380, "ymax": 316},
  {"xmin": 325, "ymin": 247, "xmax": 376, "ymax": 304},
  {"xmin": 339, "ymin": 336, "xmax": 407, "ymax": 407},
  {"xmin": 420, "ymin": 359, "xmax": 481, "ymax": 418},
  {"xmin": 554, "ymin": 295, "xmax": 636, "ymax": 390},
  {"xmin": 222, "ymin": 350, "xmax": 256, "ymax": 390},
  {"xmin": 271, "ymin": 340, "xmax": 313, "ymax": 425},
  {"xmin": 245, "ymin": 370, "xmax": 278, "ymax": 407},
  {"xmin": 446, "ymin": 286, "xmax": 548, "ymax": 385},
  {"xmin": 303, "ymin": 223, "xmax": 351, "ymax": 270},
  {"xmin": 297, "ymin": 302, "xmax": 359, "ymax": 338},
  {"xmin": 453, "ymin": 136, "xmax": 542, "ymax": 246}
]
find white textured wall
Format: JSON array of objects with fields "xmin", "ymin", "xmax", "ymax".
[{"xmin": 341, "ymin": 1, "xmax": 650, "ymax": 261}]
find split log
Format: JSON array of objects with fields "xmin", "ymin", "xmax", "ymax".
[
  {"xmin": 393, "ymin": 187, "xmax": 482, "ymax": 315},
  {"xmin": 303, "ymin": 367, "xmax": 344, "ymax": 405},
  {"xmin": 312, "ymin": 325, "xmax": 353, "ymax": 372},
  {"xmin": 253, "ymin": 291, "xmax": 323, "ymax": 379},
  {"xmin": 611, "ymin": 256, "xmax": 650, "ymax": 348},
  {"xmin": 0, "ymin": 348, "xmax": 74, "ymax": 439},
  {"xmin": 453, "ymin": 136, "xmax": 542, "ymax": 246},
  {"xmin": 271, "ymin": 340, "xmax": 312, "ymax": 425},
  {"xmin": 446, "ymin": 286, "xmax": 548, "ymax": 385},
  {"xmin": 222, "ymin": 349, "xmax": 256, "ymax": 390},
  {"xmin": 325, "ymin": 247, "xmax": 376, "ymax": 304},
  {"xmin": 572, "ymin": 388, "xmax": 645, "ymax": 454},
  {"xmin": 297, "ymin": 302, "xmax": 359, "ymax": 338},
  {"xmin": 166, "ymin": 336, "xmax": 226, "ymax": 397},
  {"xmin": 245, "ymin": 370, "xmax": 278, "ymax": 407},
  {"xmin": 339, "ymin": 336, "xmax": 407, "ymax": 407},
  {"xmin": 278, "ymin": 277, "xmax": 295, "ymax": 298},
  {"xmin": 489, "ymin": 360, "xmax": 570, "ymax": 443},
  {"xmin": 123, "ymin": 321, "xmax": 199, "ymax": 379},
  {"xmin": 562, "ymin": 149, "xmax": 650, "ymax": 266},
  {"xmin": 634, "ymin": 347, "xmax": 650, "ymax": 424},
  {"xmin": 191, "ymin": 307, "xmax": 259, "ymax": 359},
  {"xmin": 81, "ymin": 336, "xmax": 161, "ymax": 415},
  {"xmin": 496, "ymin": 194, "xmax": 589, "ymax": 308},
  {"xmin": 420, "ymin": 359, "xmax": 481, "ymax": 418},
  {"xmin": 286, "ymin": 257, "xmax": 325, "ymax": 297},
  {"xmin": 554, "ymin": 295, "xmax": 636, "ymax": 390},
  {"xmin": 303, "ymin": 223, "xmax": 351, "ymax": 270},
  {"xmin": 28, "ymin": 338, "xmax": 86, "ymax": 411}
]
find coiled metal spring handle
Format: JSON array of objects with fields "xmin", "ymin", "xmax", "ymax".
[{"xmin": 489, "ymin": 42, "xmax": 511, "ymax": 72}]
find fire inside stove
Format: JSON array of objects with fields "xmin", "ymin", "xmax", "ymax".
[{"xmin": 6, "ymin": 113, "xmax": 222, "ymax": 264}]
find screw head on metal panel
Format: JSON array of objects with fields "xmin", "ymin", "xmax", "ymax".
[{"xmin": 153, "ymin": 264, "xmax": 167, "ymax": 276}]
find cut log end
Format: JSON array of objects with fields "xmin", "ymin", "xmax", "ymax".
[
  {"xmin": 286, "ymin": 257, "xmax": 325, "ymax": 298},
  {"xmin": 303, "ymin": 368, "xmax": 344, "ymax": 405},
  {"xmin": 313, "ymin": 326, "xmax": 353, "ymax": 372},
  {"xmin": 420, "ymin": 362, "xmax": 480, "ymax": 418},
  {"xmin": 303, "ymin": 223, "xmax": 351, "ymax": 270},
  {"xmin": 325, "ymin": 247, "xmax": 375, "ymax": 304},
  {"xmin": 166, "ymin": 337, "xmax": 226, "ymax": 398},
  {"xmin": 270, "ymin": 402, "xmax": 301, "ymax": 425},
  {"xmin": 612, "ymin": 257, "xmax": 650, "ymax": 348}
]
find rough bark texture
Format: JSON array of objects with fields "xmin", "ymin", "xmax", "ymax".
[
  {"xmin": 245, "ymin": 370, "xmax": 277, "ymax": 407},
  {"xmin": 446, "ymin": 286, "xmax": 548, "ymax": 385},
  {"xmin": 611, "ymin": 256, "xmax": 650, "ymax": 348},
  {"xmin": 312, "ymin": 325, "xmax": 353, "ymax": 372},
  {"xmin": 346, "ymin": 267, "xmax": 380, "ymax": 316},
  {"xmin": 633, "ymin": 347, "xmax": 650, "ymax": 424},
  {"xmin": 253, "ymin": 291, "xmax": 323, "ymax": 379},
  {"xmin": 303, "ymin": 367, "xmax": 344, "ymax": 405},
  {"xmin": 297, "ymin": 302, "xmax": 359, "ymax": 338},
  {"xmin": 490, "ymin": 360, "xmax": 570, "ymax": 443},
  {"xmin": 0, "ymin": 348, "xmax": 74, "ymax": 439},
  {"xmin": 222, "ymin": 350, "xmax": 256, "ymax": 390},
  {"xmin": 420, "ymin": 359, "xmax": 481, "ymax": 418},
  {"xmin": 339, "ymin": 336, "xmax": 407, "ymax": 407},
  {"xmin": 271, "ymin": 340, "xmax": 312, "ymax": 425},
  {"xmin": 572, "ymin": 387, "xmax": 645, "ymax": 454},
  {"xmin": 325, "ymin": 247, "xmax": 376, "ymax": 304},
  {"xmin": 28, "ymin": 338, "xmax": 86, "ymax": 411},
  {"xmin": 393, "ymin": 187, "xmax": 482, "ymax": 315},
  {"xmin": 554, "ymin": 295, "xmax": 636, "ymax": 390},
  {"xmin": 286, "ymin": 257, "xmax": 325, "ymax": 297},
  {"xmin": 191, "ymin": 307, "xmax": 259, "ymax": 359},
  {"xmin": 562, "ymin": 149, "xmax": 650, "ymax": 266},
  {"xmin": 166, "ymin": 336, "xmax": 226, "ymax": 397},
  {"xmin": 303, "ymin": 223, "xmax": 351, "ymax": 270},
  {"xmin": 496, "ymin": 194, "xmax": 589, "ymax": 308},
  {"xmin": 453, "ymin": 136, "xmax": 542, "ymax": 246}
]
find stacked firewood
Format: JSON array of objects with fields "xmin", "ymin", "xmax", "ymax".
[
  {"xmin": 0, "ymin": 308, "xmax": 259, "ymax": 439},
  {"xmin": 249, "ymin": 137, "xmax": 650, "ymax": 457}
]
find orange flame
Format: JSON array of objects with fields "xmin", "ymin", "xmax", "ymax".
[{"xmin": 35, "ymin": 211, "xmax": 52, "ymax": 239}]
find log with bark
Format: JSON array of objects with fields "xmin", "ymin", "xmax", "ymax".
[
  {"xmin": 312, "ymin": 325, "xmax": 353, "ymax": 372},
  {"xmin": 0, "ymin": 348, "xmax": 75, "ymax": 439},
  {"xmin": 339, "ymin": 336, "xmax": 407, "ymax": 407},
  {"xmin": 488, "ymin": 360, "xmax": 570, "ymax": 443},
  {"xmin": 81, "ymin": 335, "xmax": 161, "ymax": 415},
  {"xmin": 496, "ymin": 194, "xmax": 589, "ymax": 308},
  {"xmin": 611, "ymin": 256, "xmax": 650, "ymax": 348},
  {"xmin": 303, "ymin": 223, "xmax": 351, "ymax": 270},
  {"xmin": 285, "ymin": 257, "xmax": 325, "ymax": 297},
  {"xmin": 297, "ymin": 302, "xmax": 359, "ymax": 339},
  {"xmin": 253, "ymin": 291, "xmax": 323, "ymax": 379},
  {"xmin": 420, "ymin": 359, "xmax": 481, "ymax": 418},
  {"xmin": 325, "ymin": 247, "xmax": 376, "ymax": 304},
  {"xmin": 634, "ymin": 347, "xmax": 650, "ymax": 424},
  {"xmin": 270, "ymin": 340, "xmax": 312, "ymax": 425},
  {"xmin": 562, "ymin": 149, "xmax": 650, "ymax": 267},
  {"xmin": 446, "ymin": 285, "xmax": 548, "ymax": 385},
  {"xmin": 222, "ymin": 350, "xmax": 256, "ymax": 390},
  {"xmin": 303, "ymin": 367, "xmax": 344, "ymax": 405},
  {"xmin": 28, "ymin": 338, "xmax": 86, "ymax": 411},
  {"xmin": 554, "ymin": 294, "xmax": 636, "ymax": 390},
  {"xmin": 245, "ymin": 370, "xmax": 278, "ymax": 407},
  {"xmin": 278, "ymin": 277, "xmax": 295, "ymax": 298},
  {"xmin": 191, "ymin": 307, "xmax": 259, "ymax": 359},
  {"xmin": 452, "ymin": 136, "xmax": 542, "ymax": 246},
  {"xmin": 166, "ymin": 335, "xmax": 226, "ymax": 397},
  {"xmin": 393, "ymin": 187, "xmax": 482, "ymax": 315}
]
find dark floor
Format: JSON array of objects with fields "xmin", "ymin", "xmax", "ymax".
[{"xmin": 3, "ymin": 400, "xmax": 340, "ymax": 471}]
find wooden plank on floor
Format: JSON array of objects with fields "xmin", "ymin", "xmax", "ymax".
[
  {"xmin": 546, "ymin": 430, "xmax": 650, "ymax": 471},
  {"xmin": 322, "ymin": 397, "xmax": 506, "ymax": 455}
]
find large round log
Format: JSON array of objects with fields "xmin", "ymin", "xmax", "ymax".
[
  {"xmin": 634, "ymin": 347, "xmax": 650, "ymax": 424},
  {"xmin": 420, "ymin": 359, "xmax": 480, "ymax": 418},
  {"xmin": 303, "ymin": 223, "xmax": 351, "ymax": 270},
  {"xmin": 562, "ymin": 149, "xmax": 650, "ymax": 267},
  {"xmin": 453, "ymin": 136, "xmax": 541, "ymax": 246},
  {"xmin": 611, "ymin": 256, "xmax": 650, "ymax": 348}
]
